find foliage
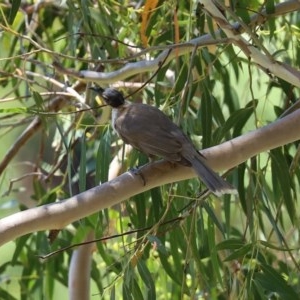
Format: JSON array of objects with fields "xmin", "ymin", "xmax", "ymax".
[{"xmin": 0, "ymin": 0, "xmax": 300, "ymax": 299}]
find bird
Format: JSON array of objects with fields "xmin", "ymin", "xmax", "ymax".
[{"xmin": 90, "ymin": 86, "xmax": 236, "ymax": 196}]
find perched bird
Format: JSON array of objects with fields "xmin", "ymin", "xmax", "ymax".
[{"xmin": 91, "ymin": 87, "xmax": 236, "ymax": 196}]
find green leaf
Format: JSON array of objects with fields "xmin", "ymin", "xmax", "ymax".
[
  {"xmin": 122, "ymin": 283, "xmax": 133, "ymax": 300},
  {"xmin": 218, "ymin": 100, "xmax": 258, "ymax": 139},
  {"xmin": 137, "ymin": 259, "xmax": 156, "ymax": 300},
  {"xmin": 270, "ymin": 148, "xmax": 295, "ymax": 223},
  {"xmin": 266, "ymin": 0, "xmax": 275, "ymax": 14},
  {"xmin": 202, "ymin": 202, "xmax": 224, "ymax": 236},
  {"xmin": 0, "ymin": 288, "xmax": 18, "ymax": 300},
  {"xmin": 95, "ymin": 127, "xmax": 111, "ymax": 184},
  {"xmin": 254, "ymin": 263, "xmax": 299, "ymax": 299},
  {"xmin": 132, "ymin": 192, "xmax": 147, "ymax": 229},
  {"xmin": 123, "ymin": 264, "xmax": 144, "ymax": 300},
  {"xmin": 259, "ymin": 240, "xmax": 296, "ymax": 252},
  {"xmin": 200, "ymin": 81, "xmax": 213, "ymax": 147},
  {"xmin": 158, "ymin": 250, "xmax": 181, "ymax": 286},
  {"xmin": 216, "ymin": 239, "xmax": 246, "ymax": 251},
  {"xmin": 223, "ymin": 243, "xmax": 253, "ymax": 262},
  {"xmin": 207, "ymin": 217, "xmax": 223, "ymax": 286},
  {"xmin": 0, "ymin": 107, "xmax": 29, "ymax": 114},
  {"xmin": 12, "ymin": 234, "xmax": 31, "ymax": 265},
  {"xmin": 79, "ymin": 132, "xmax": 87, "ymax": 192},
  {"xmin": 31, "ymin": 91, "xmax": 44, "ymax": 111},
  {"xmin": 8, "ymin": 0, "xmax": 21, "ymax": 24},
  {"xmin": 236, "ymin": 1, "xmax": 251, "ymax": 24},
  {"xmin": 174, "ymin": 62, "xmax": 188, "ymax": 96}
]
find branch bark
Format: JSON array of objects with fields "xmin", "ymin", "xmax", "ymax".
[
  {"xmin": 0, "ymin": 108, "xmax": 299, "ymax": 246},
  {"xmin": 0, "ymin": 81, "xmax": 86, "ymax": 177},
  {"xmin": 201, "ymin": 0, "xmax": 300, "ymax": 87},
  {"xmin": 68, "ymin": 230, "xmax": 95, "ymax": 300},
  {"xmin": 1, "ymin": 0, "xmax": 298, "ymax": 185},
  {"xmin": 54, "ymin": 0, "xmax": 300, "ymax": 88}
]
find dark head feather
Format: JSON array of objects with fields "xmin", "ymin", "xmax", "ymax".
[{"xmin": 90, "ymin": 87, "xmax": 125, "ymax": 108}]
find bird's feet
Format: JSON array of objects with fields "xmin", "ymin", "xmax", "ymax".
[{"xmin": 129, "ymin": 166, "xmax": 146, "ymax": 186}]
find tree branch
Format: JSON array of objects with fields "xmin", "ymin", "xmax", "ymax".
[
  {"xmin": 0, "ymin": 108, "xmax": 299, "ymax": 246},
  {"xmin": 0, "ymin": 81, "xmax": 86, "ymax": 177},
  {"xmin": 2, "ymin": 0, "xmax": 298, "ymax": 183},
  {"xmin": 201, "ymin": 0, "xmax": 300, "ymax": 87},
  {"xmin": 68, "ymin": 230, "xmax": 95, "ymax": 300},
  {"xmin": 54, "ymin": 0, "xmax": 300, "ymax": 87}
]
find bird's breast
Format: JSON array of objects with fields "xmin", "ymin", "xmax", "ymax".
[{"xmin": 111, "ymin": 108, "xmax": 119, "ymax": 133}]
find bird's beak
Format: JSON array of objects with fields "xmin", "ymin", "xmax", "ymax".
[
  {"xmin": 89, "ymin": 86, "xmax": 106, "ymax": 105},
  {"xmin": 89, "ymin": 86, "xmax": 104, "ymax": 95}
]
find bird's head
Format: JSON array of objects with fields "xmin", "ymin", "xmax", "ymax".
[{"xmin": 90, "ymin": 86, "xmax": 125, "ymax": 108}]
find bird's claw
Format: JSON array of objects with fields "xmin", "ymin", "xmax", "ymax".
[{"xmin": 130, "ymin": 166, "xmax": 146, "ymax": 186}]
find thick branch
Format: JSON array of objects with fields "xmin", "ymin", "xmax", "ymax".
[
  {"xmin": 201, "ymin": 0, "xmax": 300, "ymax": 87},
  {"xmin": 2, "ymin": 1, "xmax": 298, "ymax": 178},
  {"xmin": 54, "ymin": 0, "xmax": 300, "ymax": 88},
  {"xmin": 69, "ymin": 231, "xmax": 95, "ymax": 300},
  {"xmin": 0, "ymin": 109, "xmax": 299, "ymax": 246}
]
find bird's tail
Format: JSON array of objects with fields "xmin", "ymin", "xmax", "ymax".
[{"xmin": 191, "ymin": 156, "xmax": 237, "ymax": 196}]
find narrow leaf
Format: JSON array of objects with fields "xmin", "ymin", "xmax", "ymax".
[{"xmin": 8, "ymin": 0, "xmax": 21, "ymax": 24}]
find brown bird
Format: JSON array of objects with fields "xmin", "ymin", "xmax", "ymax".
[{"xmin": 91, "ymin": 87, "xmax": 236, "ymax": 196}]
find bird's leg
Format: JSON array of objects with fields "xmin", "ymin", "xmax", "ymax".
[
  {"xmin": 129, "ymin": 155, "xmax": 155, "ymax": 186},
  {"xmin": 129, "ymin": 166, "xmax": 146, "ymax": 185}
]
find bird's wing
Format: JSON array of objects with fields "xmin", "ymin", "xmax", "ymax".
[{"xmin": 114, "ymin": 104, "xmax": 189, "ymax": 161}]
